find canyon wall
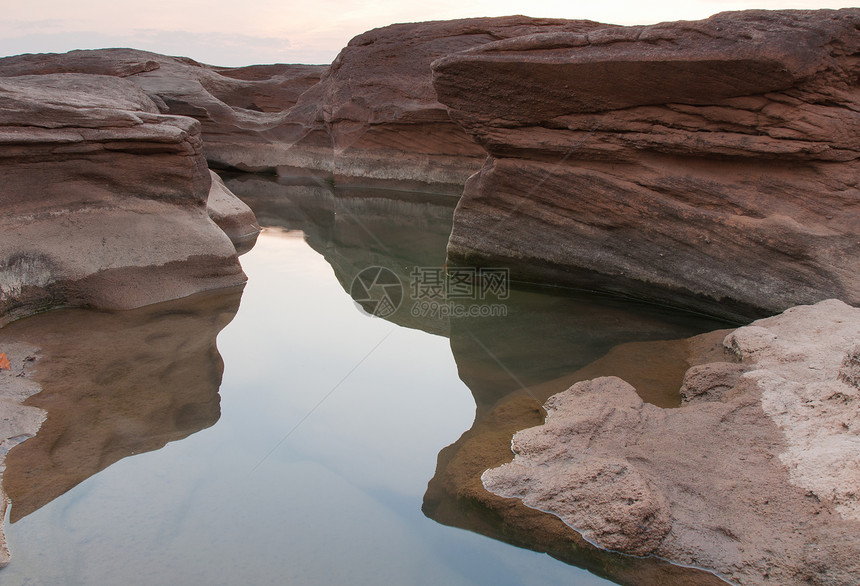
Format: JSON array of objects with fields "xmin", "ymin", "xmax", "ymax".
[
  {"xmin": 0, "ymin": 73, "xmax": 254, "ymax": 325},
  {"xmin": 434, "ymin": 9, "xmax": 860, "ymax": 320}
]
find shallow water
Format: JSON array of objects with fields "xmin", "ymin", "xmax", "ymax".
[{"xmin": 0, "ymin": 175, "xmax": 731, "ymax": 585}]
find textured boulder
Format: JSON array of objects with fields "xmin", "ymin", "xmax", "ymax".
[
  {"xmin": 206, "ymin": 171, "xmax": 260, "ymax": 254},
  {"xmin": 434, "ymin": 9, "xmax": 860, "ymax": 320},
  {"xmin": 0, "ymin": 73, "xmax": 250, "ymax": 325},
  {"xmin": 482, "ymin": 299, "xmax": 860, "ymax": 585},
  {"xmin": 424, "ymin": 329, "xmax": 734, "ymax": 586},
  {"xmin": 0, "ymin": 48, "xmax": 325, "ymax": 173},
  {"xmin": 280, "ymin": 17, "xmax": 609, "ymax": 191}
]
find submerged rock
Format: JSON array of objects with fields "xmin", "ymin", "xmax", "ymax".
[
  {"xmin": 434, "ymin": 9, "xmax": 860, "ymax": 320},
  {"xmin": 482, "ymin": 299, "xmax": 860, "ymax": 585},
  {"xmin": 0, "ymin": 73, "xmax": 252, "ymax": 324}
]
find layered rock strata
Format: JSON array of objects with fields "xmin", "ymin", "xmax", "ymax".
[
  {"xmin": 0, "ymin": 49, "xmax": 325, "ymax": 174},
  {"xmin": 434, "ymin": 9, "xmax": 860, "ymax": 319},
  {"xmin": 482, "ymin": 299, "xmax": 860, "ymax": 585},
  {"xmin": 0, "ymin": 21, "xmax": 617, "ymax": 192},
  {"xmin": 0, "ymin": 74, "xmax": 252, "ymax": 325},
  {"xmin": 280, "ymin": 17, "xmax": 609, "ymax": 190},
  {"xmin": 0, "ymin": 20, "xmax": 612, "ymax": 190}
]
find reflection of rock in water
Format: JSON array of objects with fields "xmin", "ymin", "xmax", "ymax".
[
  {"xmin": 478, "ymin": 300, "xmax": 860, "ymax": 586},
  {"xmin": 223, "ymin": 172, "xmax": 456, "ymax": 336},
  {"xmin": 226, "ymin": 171, "xmax": 739, "ymax": 583},
  {"xmin": 0, "ymin": 286, "xmax": 243, "ymax": 521},
  {"xmin": 422, "ymin": 328, "xmax": 725, "ymax": 586},
  {"xmin": 450, "ymin": 291, "xmax": 732, "ymax": 414}
]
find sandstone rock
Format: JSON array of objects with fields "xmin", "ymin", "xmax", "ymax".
[
  {"xmin": 435, "ymin": 9, "xmax": 860, "ymax": 320},
  {"xmin": 0, "ymin": 343, "xmax": 45, "ymax": 568},
  {"xmin": 280, "ymin": 17, "xmax": 609, "ymax": 191},
  {"xmin": 481, "ymin": 299, "xmax": 860, "ymax": 585},
  {"xmin": 206, "ymin": 171, "xmax": 260, "ymax": 254},
  {"xmin": 0, "ymin": 74, "xmax": 248, "ymax": 325},
  {"xmin": 485, "ymin": 386, "xmax": 674, "ymax": 556},
  {"xmin": 725, "ymin": 299, "xmax": 860, "ymax": 522},
  {"xmin": 0, "ymin": 49, "xmax": 325, "ymax": 173},
  {"xmin": 680, "ymin": 362, "xmax": 747, "ymax": 404}
]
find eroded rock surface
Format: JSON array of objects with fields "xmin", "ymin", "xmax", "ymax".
[
  {"xmin": 207, "ymin": 171, "xmax": 260, "ymax": 254},
  {"xmin": 435, "ymin": 9, "xmax": 860, "ymax": 319},
  {"xmin": 482, "ymin": 299, "xmax": 860, "ymax": 585},
  {"xmin": 280, "ymin": 17, "xmax": 608, "ymax": 190},
  {"xmin": 0, "ymin": 49, "xmax": 325, "ymax": 173},
  {"xmin": 0, "ymin": 344, "xmax": 45, "ymax": 568},
  {"xmin": 0, "ymin": 73, "xmax": 250, "ymax": 324}
]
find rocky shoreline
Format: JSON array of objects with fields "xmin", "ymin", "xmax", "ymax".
[
  {"xmin": 0, "ymin": 7, "xmax": 858, "ymax": 584},
  {"xmin": 482, "ymin": 300, "xmax": 860, "ymax": 585}
]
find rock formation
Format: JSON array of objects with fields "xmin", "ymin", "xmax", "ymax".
[
  {"xmin": 279, "ymin": 17, "xmax": 608, "ymax": 191},
  {"xmin": 0, "ymin": 48, "xmax": 325, "ymax": 174},
  {"xmin": 434, "ymin": 9, "xmax": 860, "ymax": 320},
  {"xmin": 0, "ymin": 343, "xmax": 45, "ymax": 568},
  {"xmin": 0, "ymin": 20, "xmax": 616, "ymax": 191},
  {"xmin": 0, "ymin": 73, "xmax": 254, "ymax": 325},
  {"xmin": 207, "ymin": 171, "xmax": 261, "ymax": 254},
  {"xmin": 481, "ymin": 299, "xmax": 860, "ymax": 585},
  {"xmin": 1, "ymin": 21, "xmax": 615, "ymax": 192}
]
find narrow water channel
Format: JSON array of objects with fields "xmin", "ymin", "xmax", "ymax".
[{"xmin": 0, "ymin": 174, "xmax": 731, "ymax": 585}]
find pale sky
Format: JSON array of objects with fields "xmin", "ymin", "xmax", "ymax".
[{"xmin": 1, "ymin": 0, "xmax": 856, "ymax": 66}]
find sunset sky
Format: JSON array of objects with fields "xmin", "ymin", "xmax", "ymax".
[{"xmin": 2, "ymin": 1, "xmax": 856, "ymax": 66}]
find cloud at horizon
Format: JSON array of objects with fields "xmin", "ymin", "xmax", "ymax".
[{"xmin": 1, "ymin": 0, "xmax": 857, "ymax": 66}]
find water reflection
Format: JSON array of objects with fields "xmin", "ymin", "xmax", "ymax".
[
  {"xmin": 0, "ymin": 287, "xmax": 243, "ymax": 521},
  {"xmin": 223, "ymin": 173, "xmax": 455, "ymax": 336},
  {"xmin": 224, "ymin": 173, "xmax": 733, "ymax": 585},
  {"xmin": 0, "ymin": 170, "xmax": 737, "ymax": 584}
]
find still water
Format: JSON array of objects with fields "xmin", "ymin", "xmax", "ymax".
[{"xmin": 0, "ymin": 175, "xmax": 730, "ymax": 585}]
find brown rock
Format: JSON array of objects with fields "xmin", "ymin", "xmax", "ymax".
[
  {"xmin": 0, "ymin": 73, "xmax": 248, "ymax": 325},
  {"xmin": 680, "ymin": 362, "xmax": 747, "ymax": 404},
  {"xmin": 435, "ymin": 9, "xmax": 860, "ymax": 320},
  {"xmin": 481, "ymin": 299, "xmax": 860, "ymax": 585},
  {"xmin": 206, "ymin": 170, "xmax": 260, "ymax": 254},
  {"xmin": 726, "ymin": 299, "xmax": 860, "ymax": 522},
  {"xmin": 281, "ymin": 17, "xmax": 608, "ymax": 191},
  {"xmin": 0, "ymin": 49, "xmax": 325, "ymax": 174},
  {"xmin": 484, "ymin": 382, "xmax": 674, "ymax": 557}
]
